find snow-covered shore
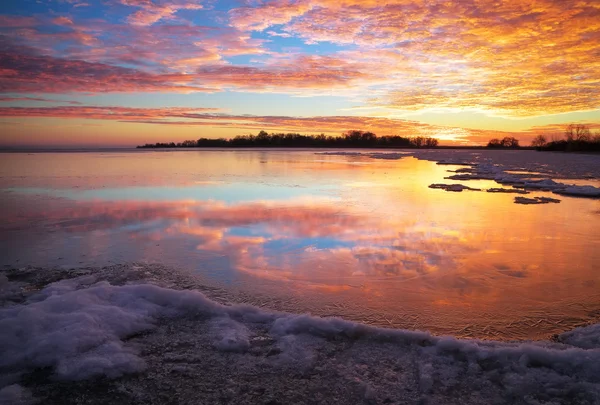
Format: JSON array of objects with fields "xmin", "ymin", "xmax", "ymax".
[{"xmin": 1, "ymin": 264, "xmax": 599, "ymax": 405}]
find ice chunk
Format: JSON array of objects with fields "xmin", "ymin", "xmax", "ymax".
[
  {"xmin": 514, "ymin": 196, "xmax": 561, "ymax": 205},
  {"xmin": 315, "ymin": 152, "xmax": 363, "ymax": 156},
  {"xmin": 367, "ymin": 152, "xmax": 406, "ymax": 160},
  {"xmin": 486, "ymin": 188, "xmax": 529, "ymax": 194},
  {"xmin": 521, "ymin": 179, "xmax": 563, "ymax": 190},
  {"xmin": 429, "ymin": 184, "xmax": 481, "ymax": 192},
  {"xmin": 553, "ymin": 185, "xmax": 600, "ymax": 198},
  {"xmin": 435, "ymin": 160, "xmax": 474, "ymax": 166}
]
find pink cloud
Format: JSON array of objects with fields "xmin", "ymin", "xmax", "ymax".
[
  {"xmin": 0, "ymin": 17, "xmax": 268, "ymax": 73},
  {"xmin": 119, "ymin": 0, "xmax": 203, "ymax": 26},
  {"xmin": 51, "ymin": 16, "xmax": 74, "ymax": 26},
  {"xmin": 0, "ymin": 37, "xmax": 370, "ymax": 94},
  {"xmin": 229, "ymin": 0, "xmax": 311, "ymax": 31},
  {"xmin": 0, "ymin": 41, "xmax": 215, "ymax": 93}
]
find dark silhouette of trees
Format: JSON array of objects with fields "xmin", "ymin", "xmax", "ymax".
[
  {"xmin": 501, "ymin": 137, "xmax": 520, "ymax": 148},
  {"xmin": 565, "ymin": 124, "xmax": 592, "ymax": 142},
  {"xmin": 137, "ymin": 130, "xmax": 441, "ymax": 149},
  {"xmin": 530, "ymin": 134, "xmax": 547, "ymax": 148},
  {"xmin": 487, "ymin": 137, "xmax": 520, "ymax": 148},
  {"xmin": 487, "ymin": 138, "xmax": 502, "ymax": 148},
  {"xmin": 425, "ymin": 137, "xmax": 439, "ymax": 147},
  {"xmin": 537, "ymin": 124, "xmax": 600, "ymax": 152}
]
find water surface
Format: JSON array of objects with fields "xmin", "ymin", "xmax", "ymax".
[{"xmin": 1, "ymin": 149, "xmax": 599, "ymax": 340}]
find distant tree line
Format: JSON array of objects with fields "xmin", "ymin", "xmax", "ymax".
[
  {"xmin": 137, "ymin": 130, "xmax": 440, "ymax": 149},
  {"xmin": 531, "ymin": 124, "xmax": 600, "ymax": 152},
  {"xmin": 486, "ymin": 137, "xmax": 520, "ymax": 148}
]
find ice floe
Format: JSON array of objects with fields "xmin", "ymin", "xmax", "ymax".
[
  {"xmin": 553, "ymin": 185, "xmax": 600, "ymax": 198},
  {"xmin": 486, "ymin": 188, "xmax": 529, "ymax": 194},
  {"xmin": 443, "ymin": 162, "xmax": 600, "ymax": 199},
  {"xmin": 514, "ymin": 196, "xmax": 561, "ymax": 205},
  {"xmin": 315, "ymin": 149, "xmax": 600, "ymax": 200},
  {"xmin": 428, "ymin": 184, "xmax": 481, "ymax": 192}
]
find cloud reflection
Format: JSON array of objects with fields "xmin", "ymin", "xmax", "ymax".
[{"xmin": 3, "ymin": 198, "xmax": 472, "ymax": 284}]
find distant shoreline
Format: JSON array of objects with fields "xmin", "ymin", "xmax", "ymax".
[
  {"xmin": 136, "ymin": 145, "xmax": 536, "ymax": 150},
  {"xmin": 0, "ymin": 145, "xmax": 539, "ymax": 153}
]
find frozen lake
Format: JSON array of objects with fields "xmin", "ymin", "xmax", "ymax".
[{"xmin": 1, "ymin": 149, "xmax": 599, "ymax": 340}]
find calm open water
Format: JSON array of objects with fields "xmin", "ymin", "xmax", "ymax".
[{"xmin": 1, "ymin": 149, "xmax": 599, "ymax": 340}]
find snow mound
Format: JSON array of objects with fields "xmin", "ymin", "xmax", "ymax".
[
  {"xmin": 2, "ymin": 270, "xmax": 600, "ymax": 404},
  {"xmin": 0, "ymin": 277, "xmax": 225, "ymax": 382},
  {"xmin": 559, "ymin": 323, "xmax": 600, "ymax": 349},
  {"xmin": 210, "ymin": 317, "xmax": 251, "ymax": 352}
]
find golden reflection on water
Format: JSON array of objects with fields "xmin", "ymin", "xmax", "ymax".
[{"xmin": 1, "ymin": 151, "xmax": 599, "ymax": 340}]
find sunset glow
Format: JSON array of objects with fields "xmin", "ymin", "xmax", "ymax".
[{"xmin": 1, "ymin": 0, "xmax": 599, "ymax": 146}]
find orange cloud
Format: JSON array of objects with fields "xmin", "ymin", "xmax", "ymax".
[
  {"xmin": 227, "ymin": 0, "xmax": 600, "ymax": 116},
  {"xmin": 1, "ymin": 0, "xmax": 599, "ymax": 124}
]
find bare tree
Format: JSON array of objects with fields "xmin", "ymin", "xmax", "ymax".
[
  {"xmin": 412, "ymin": 136, "xmax": 425, "ymax": 147},
  {"xmin": 487, "ymin": 138, "xmax": 502, "ymax": 148},
  {"xmin": 501, "ymin": 137, "xmax": 519, "ymax": 148},
  {"xmin": 530, "ymin": 134, "xmax": 547, "ymax": 147},
  {"xmin": 565, "ymin": 124, "xmax": 591, "ymax": 142},
  {"xmin": 425, "ymin": 137, "xmax": 439, "ymax": 147}
]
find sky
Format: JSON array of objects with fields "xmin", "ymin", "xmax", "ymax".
[{"xmin": 0, "ymin": 0, "xmax": 598, "ymax": 147}]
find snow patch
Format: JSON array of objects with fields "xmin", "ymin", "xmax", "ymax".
[
  {"xmin": 2, "ymin": 271, "xmax": 600, "ymax": 403},
  {"xmin": 0, "ymin": 277, "xmax": 225, "ymax": 383},
  {"xmin": 558, "ymin": 323, "xmax": 600, "ymax": 349},
  {"xmin": 0, "ymin": 384, "xmax": 35, "ymax": 405},
  {"xmin": 210, "ymin": 317, "xmax": 251, "ymax": 352}
]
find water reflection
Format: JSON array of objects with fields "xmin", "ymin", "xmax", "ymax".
[
  {"xmin": 1, "ymin": 197, "xmax": 473, "ymax": 278},
  {"xmin": 1, "ymin": 150, "xmax": 599, "ymax": 341}
]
